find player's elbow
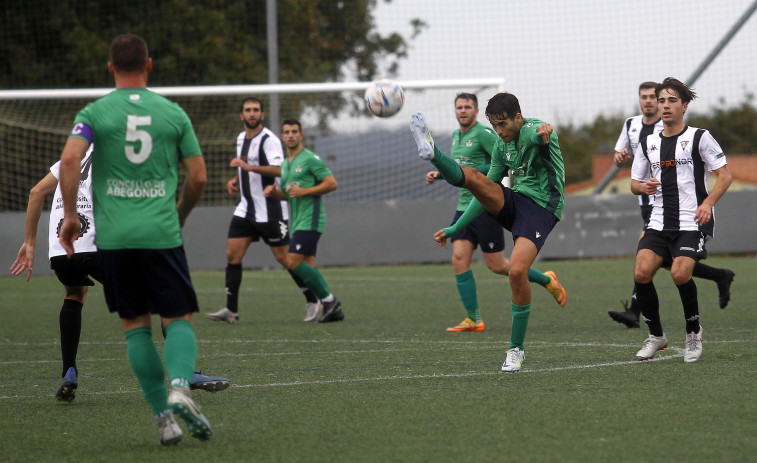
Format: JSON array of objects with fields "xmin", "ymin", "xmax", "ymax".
[{"xmin": 189, "ymin": 170, "xmax": 208, "ymax": 190}]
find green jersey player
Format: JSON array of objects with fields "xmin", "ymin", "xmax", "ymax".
[
  {"xmin": 425, "ymin": 93, "xmax": 561, "ymax": 333},
  {"xmin": 264, "ymin": 118, "xmax": 344, "ymax": 323},
  {"xmin": 410, "ymin": 92, "xmax": 567, "ymax": 373},
  {"xmin": 58, "ymin": 34, "xmax": 211, "ymax": 446}
]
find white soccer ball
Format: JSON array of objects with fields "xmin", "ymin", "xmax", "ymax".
[{"xmin": 364, "ymin": 79, "xmax": 404, "ymax": 118}]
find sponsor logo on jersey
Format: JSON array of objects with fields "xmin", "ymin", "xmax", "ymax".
[
  {"xmin": 651, "ymin": 158, "xmax": 693, "ymax": 169},
  {"xmin": 56, "ymin": 213, "xmax": 91, "ymax": 238}
]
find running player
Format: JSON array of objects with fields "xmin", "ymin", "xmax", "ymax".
[
  {"xmin": 631, "ymin": 77, "xmax": 732, "ymax": 363},
  {"xmin": 58, "ymin": 34, "xmax": 211, "ymax": 445},
  {"xmin": 608, "ymin": 81, "xmax": 735, "ymax": 328}
]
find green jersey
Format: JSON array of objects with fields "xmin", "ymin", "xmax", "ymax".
[
  {"xmin": 280, "ymin": 148, "xmax": 332, "ymax": 233},
  {"xmin": 71, "ymin": 88, "xmax": 202, "ymax": 249},
  {"xmin": 488, "ymin": 118, "xmax": 565, "ymax": 220},
  {"xmin": 450, "ymin": 122, "xmax": 498, "ymax": 211}
]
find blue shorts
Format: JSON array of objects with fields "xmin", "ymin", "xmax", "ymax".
[
  {"xmin": 449, "ymin": 210, "xmax": 505, "ymax": 253},
  {"xmin": 98, "ymin": 247, "xmax": 199, "ymax": 319},
  {"xmin": 494, "ymin": 184, "xmax": 558, "ymax": 252},
  {"xmin": 638, "ymin": 229, "xmax": 707, "ymax": 266},
  {"xmin": 289, "ymin": 230, "xmax": 321, "ymax": 256},
  {"xmin": 50, "ymin": 252, "xmax": 103, "ymax": 287}
]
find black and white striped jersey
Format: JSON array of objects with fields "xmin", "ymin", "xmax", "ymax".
[
  {"xmin": 615, "ymin": 115, "xmax": 663, "ymax": 207},
  {"xmin": 233, "ymin": 128, "xmax": 289, "ymax": 223},
  {"xmin": 631, "ymin": 126, "xmax": 726, "ymax": 236}
]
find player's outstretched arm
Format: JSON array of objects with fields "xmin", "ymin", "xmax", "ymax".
[
  {"xmin": 10, "ymin": 173, "xmax": 58, "ymax": 280},
  {"xmin": 443, "ymin": 198, "xmax": 485, "ymax": 237}
]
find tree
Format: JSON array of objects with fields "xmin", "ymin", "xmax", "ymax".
[{"xmin": 0, "ymin": 0, "xmax": 421, "ymax": 89}]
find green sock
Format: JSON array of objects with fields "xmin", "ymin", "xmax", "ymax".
[
  {"xmin": 455, "ymin": 270, "xmax": 480, "ymax": 321},
  {"xmin": 528, "ymin": 268, "xmax": 551, "ymax": 287},
  {"xmin": 509, "ymin": 302, "xmax": 531, "ymax": 349},
  {"xmin": 292, "ymin": 262, "xmax": 330, "ymax": 300},
  {"xmin": 430, "ymin": 147, "xmax": 464, "ymax": 186},
  {"xmin": 163, "ymin": 320, "xmax": 196, "ymax": 387},
  {"xmin": 125, "ymin": 327, "xmax": 168, "ymax": 415}
]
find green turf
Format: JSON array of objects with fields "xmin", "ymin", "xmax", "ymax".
[{"xmin": 1, "ymin": 257, "xmax": 756, "ymax": 462}]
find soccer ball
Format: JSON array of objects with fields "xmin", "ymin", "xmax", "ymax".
[{"xmin": 364, "ymin": 79, "xmax": 404, "ymax": 117}]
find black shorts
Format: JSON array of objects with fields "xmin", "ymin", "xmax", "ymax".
[
  {"xmin": 227, "ymin": 215, "xmax": 290, "ymax": 247},
  {"xmin": 640, "ymin": 204, "xmax": 653, "ymax": 230},
  {"xmin": 288, "ymin": 230, "xmax": 321, "ymax": 256},
  {"xmin": 449, "ymin": 210, "xmax": 505, "ymax": 253},
  {"xmin": 50, "ymin": 252, "xmax": 103, "ymax": 287},
  {"xmin": 637, "ymin": 229, "xmax": 708, "ymax": 265},
  {"xmin": 98, "ymin": 247, "xmax": 199, "ymax": 319},
  {"xmin": 494, "ymin": 185, "xmax": 558, "ymax": 252}
]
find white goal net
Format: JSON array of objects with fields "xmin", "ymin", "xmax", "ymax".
[{"xmin": 0, "ymin": 78, "xmax": 504, "ymax": 211}]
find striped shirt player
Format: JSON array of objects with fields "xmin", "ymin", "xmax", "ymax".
[
  {"xmin": 632, "ymin": 126, "xmax": 726, "ymax": 237},
  {"xmin": 615, "ymin": 115, "xmax": 663, "ymax": 222},
  {"xmin": 232, "ymin": 128, "xmax": 289, "ymax": 223},
  {"xmin": 49, "ymin": 147, "xmax": 97, "ymax": 259}
]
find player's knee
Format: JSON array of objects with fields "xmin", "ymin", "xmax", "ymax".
[
  {"xmin": 274, "ymin": 253, "xmax": 288, "ymax": 267},
  {"xmin": 64, "ymin": 286, "xmax": 86, "ymax": 302},
  {"xmin": 226, "ymin": 248, "xmax": 242, "ymax": 264},
  {"xmin": 508, "ymin": 266, "xmax": 528, "ymax": 285},
  {"xmin": 283, "ymin": 255, "xmax": 300, "ymax": 271},
  {"xmin": 670, "ymin": 269, "xmax": 692, "ymax": 286},
  {"xmin": 633, "ymin": 268, "xmax": 653, "ymax": 283},
  {"xmin": 485, "ymin": 257, "xmax": 510, "ymax": 275}
]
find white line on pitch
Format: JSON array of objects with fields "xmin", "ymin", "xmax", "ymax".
[{"xmin": 0, "ymin": 350, "xmax": 686, "ymax": 400}]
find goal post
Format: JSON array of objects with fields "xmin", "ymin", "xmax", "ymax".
[{"xmin": 0, "ymin": 78, "xmax": 506, "ymax": 212}]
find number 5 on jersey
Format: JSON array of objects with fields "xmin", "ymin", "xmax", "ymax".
[{"xmin": 125, "ymin": 115, "xmax": 153, "ymax": 164}]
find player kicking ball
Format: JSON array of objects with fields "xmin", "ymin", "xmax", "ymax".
[{"xmin": 410, "ymin": 92, "xmax": 566, "ymax": 372}]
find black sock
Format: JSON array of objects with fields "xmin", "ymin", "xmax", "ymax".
[
  {"xmin": 288, "ymin": 270, "xmax": 318, "ymax": 303},
  {"xmin": 59, "ymin": 299, "xmax": 83, "ymax": 377},
  {"xmin": 692, "ymin": 262, "xmax": 725, "ymax": 282},
  {"xmin": 636, "ymin": 281, "xmax": 663, "ymax": 336},
  {"xmin": 676, "ymin": 279, "xmax": 700, "ymax": 333},
  {"xmin": 628, "ymin": 283, "xmax": 641, "ymax": 317},
  {"xmin": 225, "ymin": 263, "xmax": 243, "ymax": 313}
]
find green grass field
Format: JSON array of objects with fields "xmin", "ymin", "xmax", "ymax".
[{"xmin": 2, "ymin": 256, "xmax": 756, "ymax": 462}]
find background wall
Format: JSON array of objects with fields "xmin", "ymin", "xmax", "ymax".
[{"xmin": 3, "ymin": 190, "xmax": 755, "ymax": 277}]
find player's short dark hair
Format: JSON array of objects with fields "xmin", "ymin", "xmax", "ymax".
[
  {"xmin": 656, "ymin": 77, "xmax": 697, "ymax": 104},
  {"xmin": 240, "ymin": 97, "xmax": 264, "ymax": 113},
  {"xmin": 281, "ymin": 118, "xmax": 302, "ymax": 131},
  {"xmin": 109, "ymin": 34, "xmax": 149, "ymax": 73},
  {"xmin": 485, "ymin": 92, "xmax": 521, "ymax": 120},
  {"xmin": 639, "ymin": 81, "xmax": 658, "ymax": 92},
  {"xmin": 455, "ymin": 92, "xmax": 478, "ymax": 108}
]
